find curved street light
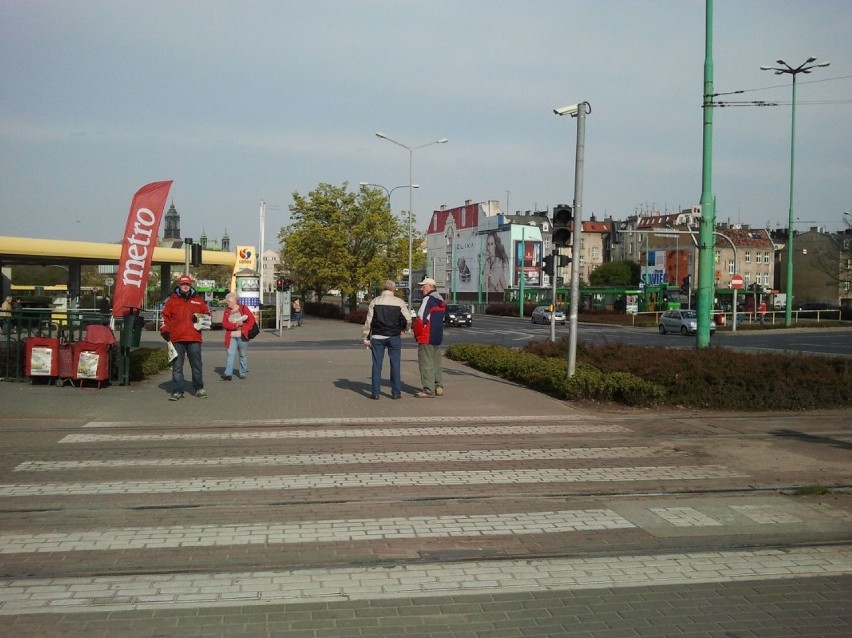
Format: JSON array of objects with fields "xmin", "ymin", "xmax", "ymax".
[
  {"xmin": 360, "ymin": 182, "xmax": 420, "ymax": 291},
  {"xmin": 760, "ymin": 57, "xmax": 830, "ymax": 326},
  {"xmin": 374, "ymin": 133, "xmax": 448, "ymax": 297}
]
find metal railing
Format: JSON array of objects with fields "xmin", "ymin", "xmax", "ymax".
[{"xmin": 1, "ymin": 309, "xmax": 116, "ymax": 383}]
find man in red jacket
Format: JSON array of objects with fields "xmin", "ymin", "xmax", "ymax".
[{"xmin": 160, "ymin": 274, "xmax": 211, "ymax": 400}]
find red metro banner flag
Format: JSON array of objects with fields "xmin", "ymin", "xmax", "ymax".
[{"xmin": 112, "ymin": 180, "xmax": 173, "ymax": 316}]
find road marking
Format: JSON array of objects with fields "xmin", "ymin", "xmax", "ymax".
[
  {"xmin": 649, "ymin": 507, "xmax": 723, "ymax": 527},
  {"xmin": 16, "ymin": 447, "xmax": 673, "ymax": 471},
  {"xmin": 731, "ymin": 504, "xmax": 804, "ymax": 524},
  {"xmin": 0, "ymin": 545, "xmax": 848, "ymax": 615},
  {"xmin": 0, "ymin": 509, "xmax": 636, "ymax": 554},
  {"xmin": 61, "ymin": 423, "xmax": 630, "ymax": 443},
  {"xmin": 0, "ymin": 466, "xmax": 747, "ymax": 497},
  {"xmin": 82, "ymin": 415, "xmax": 590, "ymax": 429}
]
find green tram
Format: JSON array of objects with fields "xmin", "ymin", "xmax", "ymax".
[{"xmin": 503, "ymin": 284, "xmax": 683, "ymax": 313}]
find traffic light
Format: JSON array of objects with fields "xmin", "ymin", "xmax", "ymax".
[
  {"xmin": 276, "ymin": 277, "xmax": 284, "ymax": 292},
  {"xmin": 190, "ymin": 243, "xmax": 203, "ymax": 267},
  {"xmin": 558, "ymin": 254, "xmax": 571, "ymax": 267},
  {"xmin": 552, "ymin": 204, "xmax": 573, "ymax": 247},
  {"xmin": 542, "ymin": 254, "xmax": 554, "ymax": 277},
  {"xmin": 282, "ymin": 278, "xmax": 291, "ymax": 292},
  {"xmin": 680, "ymin": 275, "xmax": 691, "ymax": 295}
]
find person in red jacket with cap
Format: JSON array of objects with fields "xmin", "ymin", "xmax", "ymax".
[{"xmin": 160, "ymin": 274, "xmax": 211, "ymax": 400}]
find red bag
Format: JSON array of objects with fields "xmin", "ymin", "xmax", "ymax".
[{"xmin": 412, "ymin": 316, "xmax": 429, "ymax": 344}]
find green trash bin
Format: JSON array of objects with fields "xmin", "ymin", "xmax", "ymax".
[{"xmin": 119, "ymin": 312, "xmax": 145, "ymax": 348}]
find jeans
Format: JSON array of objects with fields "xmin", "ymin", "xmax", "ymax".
[
  {"xmin": 171, "ymin": 341, "xmax": 203, "ymax": 393},
  {"xmin": 293, "ymin": 311, "xmax": 302, "ymax": 326},
  {"xmin": 418, "ymin": 344, "xmax": 443, "ymax": 393},
  {"xmin": 224, "ymin": 336, "xmax": 248, "ymax": 377},
  {"xmin": 370, "ymin": 335, "xmax": 402, "ymax": 398}
]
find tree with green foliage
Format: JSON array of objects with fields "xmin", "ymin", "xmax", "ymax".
[
  {"xmin": 588, "ymin": 260, "xmax": 641, "ymax": 287},
  {"xmin": 278, "ymin": 182, "xmax": 413, "ymax": 311}
]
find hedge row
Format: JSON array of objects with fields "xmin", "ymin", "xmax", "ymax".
[{"xmin": 444, "ymin": 342, "xmax": 665, "ymax": 407}]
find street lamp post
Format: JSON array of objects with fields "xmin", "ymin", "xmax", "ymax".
[
  {"xmin": 375, "ymin": 133, "xmax": 448, "ymax": 297},
  {"xmin": 760, "ymin": 57, "xmax": 830, "ymax": 326},
  {"xmin": 359, "ymin": 182, "xmax": 419, "ymax": 293}
]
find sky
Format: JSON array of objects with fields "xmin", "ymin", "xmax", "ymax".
[{"xmin": 1, "ymin": 0, "xmax": 850, "ymax": 252}]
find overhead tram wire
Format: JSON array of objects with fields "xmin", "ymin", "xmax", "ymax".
[{"xmin": 707, "ymin": 73, "xmax": 852, "ymax": 108}]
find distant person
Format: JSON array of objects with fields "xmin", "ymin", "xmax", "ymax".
[
  {"xmin": 758, "ymin": 301, "xmax": 767, "ymax": 325},
  {"xmin": 484, "ymin": 231, "xmax": 509, "ymax": 293},
  {"xmin": 221, "ymin": 292, "xmax": 256, "ymax": 381},
  {"xmin": 292, "ymin": 298, "xmax": 302, "ymax": 327},
  {"xmin": 98, "ymin": 296, "xmax": 111, "ymax": 325},
  {"xmin": 160, "ymin": 274, "xmax": 211, "ymax": 400},
  {"xmin": 362, "ymin": 280, "xmax": 411, "ymax": 400},
  {"xmin": 412, "ymin": 277, "xmax": 446, "ymax": 398},
  {"xmin": 0, "ymin": 296, "xmax": 12, "ymax": 335}
]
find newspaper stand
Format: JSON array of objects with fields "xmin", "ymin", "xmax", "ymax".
[
  {"xmin": 73, "ymin": 341, "xmax": 110, "ymax": 389},
  {"xmin": 72, "ymin": 325, "xmax": 116, "ymax": 389},
  {"xmin": 25, "ymin": 336, "xmax": 60, "ymax": 384}
]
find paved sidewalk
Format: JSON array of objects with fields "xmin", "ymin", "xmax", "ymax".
[
  {"xmin": 1, "ymin": 317, "xmax": 851, "ymax": 636},
  {"xmin": 1, "ymin": 318, "xmax": 586, "ymax": 423}
]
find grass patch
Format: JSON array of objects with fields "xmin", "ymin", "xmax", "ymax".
[{"xmin": 790, "ymin": 485, "xmax": 831, "ymax": 496}]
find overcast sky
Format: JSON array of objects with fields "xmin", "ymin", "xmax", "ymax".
[{"xmin": 2, "ymin": 0, "xmax": 850, "ymax": 251}]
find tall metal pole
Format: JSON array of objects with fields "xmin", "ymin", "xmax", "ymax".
[
  {"xmin": 408, "ymin": 148, "xmax": 414, "ymax": 297},
  {"xmin": 785, "ymin": 75, "xmax": 798, "ymax": 326},
  {"xmin": 259, "ymin": 200, "xmax": 265, "ymax": 300},
  {"xmin": 375, "ymin": 133, "xmax": 448, "ymax": 298},
  {"xmin": 567, "ymin": 103, "xmax": 588, "ymax": 377},
  {"xmin": 759, "ymin": 57, "xmax": 829, "ymax": 326},
  {"xmin": 550, "ymin": 248, "xmax": 558, "ymax": 343},
  {"xmin": 696, "ymin": 0, "xmax": 716, "ymax": 348}
]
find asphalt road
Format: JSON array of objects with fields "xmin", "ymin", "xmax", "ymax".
[{"xmin": 442, "ymin": 314, "xmax": 852, "ymax": 357}]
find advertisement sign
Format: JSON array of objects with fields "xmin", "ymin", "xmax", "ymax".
[
  {"xmin": 112, "ymin": 181, "xmax": 173, "ymax": 316},
  {"xmin": 514, "ymin": 240, "xmax": 542, "ymax": 287},
  {"xmin": 233, "ymin": 246, "xmax": 257, "ymax": 273}
]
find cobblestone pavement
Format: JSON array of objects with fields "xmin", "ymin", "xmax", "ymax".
[{"xmin": 0, "ymin": 319, "xmax": 850, "ymax": 636}]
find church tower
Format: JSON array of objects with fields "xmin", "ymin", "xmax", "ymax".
[
  {"xmin": 222, "ymin": 230, "xmax": 230, "ymax": 252},
  {"xmin": 163, "ymin": 203, "xmax": 181, "ymax": 241}
]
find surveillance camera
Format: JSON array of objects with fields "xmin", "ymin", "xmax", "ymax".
[{"xmin": 553, "ymin": 104, "xmax": 580, "ymax": 116}]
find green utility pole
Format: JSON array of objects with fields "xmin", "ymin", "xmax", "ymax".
[{"xmin": 696, "ymin": 0, "xmax": 716, "ymax": 348}]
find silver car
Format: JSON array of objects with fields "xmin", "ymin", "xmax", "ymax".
[
  {"xmin": 531, "ymin": 305, "xmax": 566, "ymax": 325},
  {"xmin": 659, "ymin": 309, "xmax": 715, "ymax": 336}
]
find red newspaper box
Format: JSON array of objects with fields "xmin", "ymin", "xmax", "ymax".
[
  {"xmin": 25, "ymin": 337, "xmax": 60, "ymax": 378},
  {"xmin": 73, "ymin": 341, "xmax": 110, "ymax": 388}
]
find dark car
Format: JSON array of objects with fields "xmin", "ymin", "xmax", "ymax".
[{"xmin": 444, "ymin": 304, "xmax": 472, "ymax": 327}]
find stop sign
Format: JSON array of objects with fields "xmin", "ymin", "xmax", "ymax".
[{"xmin": 730, "ymin": 274, "xmax": 744, "ymax": 289}]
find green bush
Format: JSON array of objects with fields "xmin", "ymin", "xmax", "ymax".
[
  {"xmin": 445, "ymin": 343, "xmax": 664, "ymax": 407},
  {"xmin": 447, "ymin": 338, "xmax": 852, "ymax": 411},
  {"xmin": 128, "ymin": 347, "xmax": 170, "ymax": 382}
]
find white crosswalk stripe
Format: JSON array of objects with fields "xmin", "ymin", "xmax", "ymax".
[
  {"xmin": 1, "ymin": 546, "xmax": 850, "ymax": 615},
  {"xmin": 0, "ymin": 466, "xmax": 747, "ymax": 497},
  {"xmin": 15, "ymin": 446, "xmax": 674, "ymax": 471},
  {"xmin": 61, "ymin": 423, "xmax": 630, "ymax": 443},
  {"xmin": 0, "ymin": 509, "xmax": 637, "ymax": 554}
]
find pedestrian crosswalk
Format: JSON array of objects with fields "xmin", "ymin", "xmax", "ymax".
[{"xmin": 1, "ymin": 416, "xmax": 850, "ymax": 618}]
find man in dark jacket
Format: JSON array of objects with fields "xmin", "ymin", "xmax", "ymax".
[
  {"xmin": 160, "ymin": 274, "xmax": 211, "ymax": 400},
  {"xmin": 362, "ymin": 280, "xmax": 411, "ymax": 400},
  {"xmin": 413, "ymin": 277, "xmax": 446, "ymax": 398}
]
